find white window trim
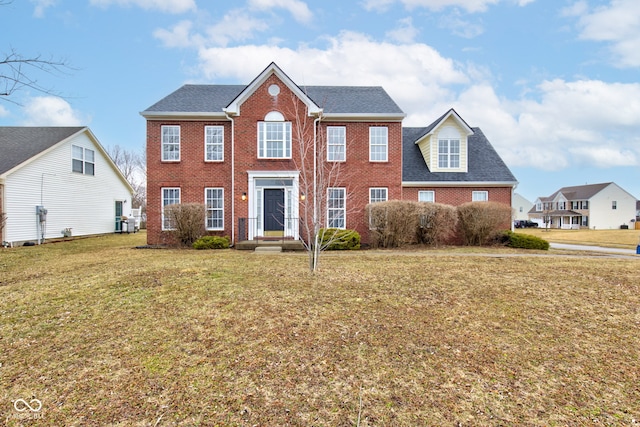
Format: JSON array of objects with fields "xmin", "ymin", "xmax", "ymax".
[
  {"xmin": 257, "ymin": 121, "xmax": 292, "ymax": 159},
  {"xmin": 161, "ymin": 187, "xmax": 180, "ymax": 230},
  {"xmin": 369, "ymin": 187, "xmax": 388, "ymax": 204},
  {"xmin": 205, "ymin": 125, "xmax": 224, "ymax": 162},
  {"xmin": 327, "ymin": 126, "xmax": 346, "ymax": 162},
  {"xmin": 472, "ymin": 191, "xmax": 488, "ymax": 202},
  {"xmin": 161, "ymin": 125, "xmax": 180, "ymax": 162},
  {"xmin": 327, "ymin": 187, "xmax": 346, "ymax": 229},
  {"xmin": 205, "ymin": 188, "xmax": 224, "ymax": 230},
  {"xmin": 418, "ymin": 190, "xmax": 435, "ymax": 203},
  {"xmin": 369, "ymin": 127, "xmax": 388, "ymax": 162}
]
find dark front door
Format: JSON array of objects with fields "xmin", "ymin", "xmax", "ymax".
[{"xmin": 264, "ymin": 189, "xmax": 285, "ymax": 236}]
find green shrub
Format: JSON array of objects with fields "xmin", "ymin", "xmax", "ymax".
[
  {"xmin": 318, "ymin": 228, "xmax": 360, "ymax": 250},
  {"xmin": 192, "ymin": 235, "xmax": 230, "ymax": 250},
  {"xmin": 498, "ymin": 231, "xmax": 549, "ymax": 250}
]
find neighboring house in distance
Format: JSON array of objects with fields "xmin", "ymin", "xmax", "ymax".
[
  {"xmin": 141, "ymin": 62, "xmax": 517, "ymax": 246},
  {"xmin": 512, "ymin": 193, "xmax": 534, "ymax": 221},
  {"xmin": 529, "ymin": 182, "xmax": 637, "ymax": 230},
  {"xmin": 0, "ymin": 127, "xmax": 134, "ymax": 245}
]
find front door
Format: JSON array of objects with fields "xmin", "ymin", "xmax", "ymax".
[
  {"xmin": 115, "ymin": 201, "xmax": 123, "ymax": 232},
  {"xmin": 263, "ymin": 189, "xmax": 284, "ymax": 237}
]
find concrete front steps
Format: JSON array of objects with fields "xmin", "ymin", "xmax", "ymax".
[{"xmin": 235, "ymin": 239, "xmax": 306, "ymax": 252}]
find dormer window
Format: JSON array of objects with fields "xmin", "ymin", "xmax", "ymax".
[
  {"xmin": 438, "ymin": 126, "xmax": 460, "ymax": 169},
  {"xmin": 258, "ymin": 111, "xmax": 291, "ymax": 159}
]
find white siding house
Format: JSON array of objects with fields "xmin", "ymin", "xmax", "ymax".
[
  {"xmin": 1, "ymin": 127, "xmax": 134, "ymax": 245},
  {"xmin": 512, "ymin": 193, "xmax": 533, "ymax": 221},
  {"xmin": 529, "ymin": 182, "xmax": 637, "ymax": 230}
]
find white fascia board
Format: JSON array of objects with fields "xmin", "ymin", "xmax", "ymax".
[
  {"xmin": 140, "ymin": 111, "xmax": 228, "ymax": 120},
  {"xmin": 321, "ymin": 113, "xmax": 406, "ymax": 122},
  {"xmin": 402, "ymin": 181, "xmax": 518, "ymax": 188}
]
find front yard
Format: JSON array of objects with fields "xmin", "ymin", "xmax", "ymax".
[{"xmin": 1, "ymin": 233, "xmax": 639, "ymax": 425}]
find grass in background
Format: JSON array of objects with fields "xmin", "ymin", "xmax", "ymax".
[
  {"xmin": 1, "ymin": 233, "xmax": 639, "ymax": 426},
  {"xmin": 516, "ymin": 227, "xmax": 640, "ymax": 249}
]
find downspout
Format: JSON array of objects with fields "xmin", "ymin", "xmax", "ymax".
[{"xmin": 225, "ymin": 112, "xmax": 235, "ymax": 246}]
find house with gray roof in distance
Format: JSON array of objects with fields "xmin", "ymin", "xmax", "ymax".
[
  {"xmin": 529, "ymin": 182, "xmax": 637, "ymax": 230},
  {"xmin": 141, "ymin": 62, "xmax": 517, "ymax": 246},
  {"xmin": 0, "ymin": 127, "xmax": 134, "ymax": 245}
]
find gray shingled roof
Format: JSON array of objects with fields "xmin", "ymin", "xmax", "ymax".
[
  {"xmin": 402, "ymin": 126, "xmax": 517, "ymax": 183},
  {"xmin": 142, "ymin": 84, "xmax": 404, "ymax": 115},
  {"xmin": 0, "ymin": 127, "xmax": 84, "ymax": 175},
  {"xmin": 549, "ymin": 183, "xmax": 612, "ymax": 200}
]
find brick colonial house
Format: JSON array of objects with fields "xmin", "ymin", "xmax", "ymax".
[{"xmin": 141, "ymin": 63, "xmax": 517, "ymax": 246}]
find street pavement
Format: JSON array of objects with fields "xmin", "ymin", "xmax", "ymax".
[{"xmin": 550, "ymin": 242, "xmax": 639, "ymax": 256}]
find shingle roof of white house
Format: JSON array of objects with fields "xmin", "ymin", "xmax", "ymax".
[{"xmin": 0, "ymin": 127, "xmax": 85, "ymax": 175}]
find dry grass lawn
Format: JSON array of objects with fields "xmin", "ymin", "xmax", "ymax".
[{"xmin": 1, "ymin": 233, "xmax": 639, "ymax": 426}]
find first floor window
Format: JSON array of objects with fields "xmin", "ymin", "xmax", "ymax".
[
  {"xmin": 258, "ymin": 121, "xmax": 291, "ymax": 158},
  {"xmin": 72, "ymin": 145, "xmax": 95, "ymax": 175},
  {"xmin": 369, "ymin": 127, "xmax": 388, "ymax": 162},
  {"xmin": 162, "ymin": 187, "xmax": 180, "ymax": 230},
  {"xmin": 327, "ymin": 126, "xmax": 346, "ymax": 161},
  {"xmin": 327, "ymin": 188, "xmax": 346, "ymax": 229},
  {"xmin": 472, "ymin": 191, "xmax": 488, "ymax": 202},
  {"xmin": 205, "ymin": 126, "xmax": 224, "ymax": 161},
  {"xmin": 418, "ymin": 190, "xmax": 435, "ymax": 203},
  {"xmin": 162, "ymin": 125, "xmax": 180, "ymax": 161},
  {"xmin": 206, "ymin": 188, "xmax": 224, "ymax": 230},
  {"xmin": 369, "ymin": 188, "xmax": 387, "ymax": 204}
]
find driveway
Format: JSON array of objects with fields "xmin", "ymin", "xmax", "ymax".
[{"xmin": 550, "ymin": 242, "xmax": 639, "ymax": 256}]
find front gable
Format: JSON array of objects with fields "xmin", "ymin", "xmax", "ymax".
[
  {"xmin": 223, "ymin": 62, "xmax": 322, "ymax": 117},
  {"xmin": 415, "ymin": 109, "xmax": 473, "ymax": 173}
]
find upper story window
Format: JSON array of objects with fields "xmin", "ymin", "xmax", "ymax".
[
  {"xmin": 612, "ymin": 201, "xmax": 617, "ymax": 210},
  {"xmin": 369, "ymin": 188, "xmax": 388, "ymax": 204},
  {"xmin": 327, "ymin": 126, "xmax": 346, "ymax": 162},
  {"xmin": 205, "ymin": 126, "xmax": 224, "ymax": 161},
  {"xmin": 419, "ymin": 191, "xmax": 435, "ymax": 203},
  {"xmin": 258, "ymin": 111, "xmax": 291, "ymax": 159},
  {"xmin": 162, "ymin": 125, "xmax": 180, "ymax": 161},
  {"xmin": 558, "ymin": 201, "xmax": 566, "ymax": 210},
  {"xmin": 72, "ymin": 145, "xmax": 95, "ymax": 175},
  {"xmin": 472, "ymin": 191, "xmax": 488, "ymax": 202},
  {"xmin": 438, "ymin": 126, "xmax": 460, "ymax": 169},
  {"xmin": 369, "ymin": 127, "xmax": 388, "ymax": 162}
]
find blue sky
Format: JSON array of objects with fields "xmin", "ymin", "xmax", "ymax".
[{"xmin": 1, "ymin": 0, "xmax": 639, "ymax": 203}]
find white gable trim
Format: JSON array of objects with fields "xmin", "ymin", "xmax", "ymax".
[
  {"xmin": 223, "ymin": 62, "xmax": 322, "ymax": 117},
  {"xmin": 414, "ymin": 109, "xmax": 474, "ymax": 145}
]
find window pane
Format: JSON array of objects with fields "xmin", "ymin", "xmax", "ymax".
[
  {"xmin": 72, "ymin": 145, "xmax": 83, "ymax": 159},
  {"xmin": 85, "ymin": 162, "xmax": 95, "ymax": 176},
  {"xmin": 418, "ymin": 191, "xmax": 434, "ymax": 202},
  {"xmin": 72, "ymin": 159, "xmax": 83, "ymax": 173},
  {"xmin": 206, "ymin": 188, "xmax": 224, "ymax": 230},
  {"xmin": 328, "ymin": 126, "xmax": 346, "ymax": 161},
  {"xmin": 369, "ymin": 127, "xmax": 388, "ymax": 162},
  {"xmin": 205, "ymin": 126, "xmax": 223, "ymax": 161}
]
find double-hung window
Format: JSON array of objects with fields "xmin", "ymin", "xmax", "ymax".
[
  {"xmin": 438, "ymin": 138, "xmax": 460, "ymax": 168},
  {"xmin": 258, "ymin": 121, "xmax": 291, "ymax": 158},
  {"xmin": 369, "ymin": 188, "xmax": 387, "ymax": 204},
  {"xmin": 162, "ymin": 187, "xmax": 180, "ymax": 230},
  {"xmin": 369, "ymin": 127, "xmax": 388, "ymax": 162},
  {"xmin": 472, "ymin": 191, "xmax": 488, "ymax": 202},
  {"xmin": 418, "ymin": 190, "xmax": 435, "ymax": 202},
  {"xmin": 327, "ymin": 126, "xmax": 346, "ymax": 161},
  {"xmin": 612, "ymin": 201, "xmax": 617, "ymax": 210},
  {"xmin": 327, "ymin": 188, "xmax": 346, "ymax": 229},
  {"xmin": 162, "ymin": 125, "xmax": 180, "ymax": 161},
  {"xmin": 205, "ymin": 188, "xmax": 224, "ymax": 230},
  {"xmin": 205, "ymin": 126, "xmax": 224, "ymax": 161},
  {"xmin": 72, "ymin": 145, "xmax": 95, "ymax": 175}
]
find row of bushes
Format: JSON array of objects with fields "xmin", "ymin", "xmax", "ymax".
[{"xmin": 367, "ymin": 201, "xmax": 547, "ymax": 249}]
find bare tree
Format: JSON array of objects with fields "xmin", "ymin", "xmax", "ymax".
[
  {"xmin": 106, "ymin": 145, "xmax": 147, "ymax": 222},
  {"xmin": 290, "ymin": 96, "xmax": 356, "ymax": 273}
]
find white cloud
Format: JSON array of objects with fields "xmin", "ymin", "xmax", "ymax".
[
  {"xmin": 572, "ymin": 0, "xmax": 640, "ymax": 68},
  {"xmin": 0, "ymin": 104, "xmax": 9, "ymax": 118},
  {"xmin": 154, "ymin": 20, "xmax": 203, "ymax": 48},
  {"xmin": 205, "ymin": 10, "xmax": 270, "ymax": 47},
  {"xmin": 89, "ymin": 0, "xmax": 196, "ymax": 14},
  {"xmin": 248, "ymin": 0, "xmax": 313, "ymax": 23},
  {"xmin": 362, "ymin": 0, "xmax": 501, "ymax": 13},
  {"xmin": 386, "ymin": 17, "xmax": 420, "ymax": 43},
  {"xmin": 21, "ymin": 97, "xmax": 86, "ymax": 126},
  {"xmin": 30, "ymin": 0, "xmax": 56, "ymax": 18},
  {"xmin": 438, "ymin": 9, "xmax": 484, "ymax": 38}
]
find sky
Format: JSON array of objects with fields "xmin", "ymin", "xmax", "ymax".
[{"xmin": 1, "ymin": 0, "xmax": 639, "ymax": 204}]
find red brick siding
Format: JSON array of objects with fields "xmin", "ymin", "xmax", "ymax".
[{"xmin": 402, "ymin": 187, "xmax": 512, "ymax": 206}]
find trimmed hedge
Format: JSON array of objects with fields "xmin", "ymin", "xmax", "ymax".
[
  {"xmin": 498, "ymin": 231, "xmax": 550, "ymax": 250},
  {"xmin": 457, "ymin": 202, "xmax": 513, "ymax": 246},
  {"xmin": 318, "ymin": 228, "xmax": 361, "ymax": 250},
  {"xmin": 192, "ymin": 235, "xmax": 231, "ymax": 250}
]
